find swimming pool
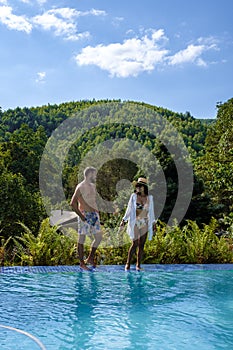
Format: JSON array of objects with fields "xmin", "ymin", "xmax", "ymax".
[{"xmin": 1, "ymin": 264, "xmax": 233, "ymax": 350}]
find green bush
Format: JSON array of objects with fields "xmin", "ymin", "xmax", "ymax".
[
  {"xmin": 2, "ymin": 217, "xmax": 233, "ymax": 266},
  {"xmin": 0, "ymin": 236, "xmax": 12, "ymax": 266},
  {"xmin": 143, "ymin": 218, "xmax": 233, "ymax": 264},
  {"xmin": 95, "ymin": 224, "xmax": 131, "ymax": 265},
  {"xmin": 12, "ymin": 219, "xmax": 78, "ymax": 266}
]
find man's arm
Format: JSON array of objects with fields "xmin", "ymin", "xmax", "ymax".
[{"xmin": 70, "ymin": 187, "xmax": 86, "ymax": 221}]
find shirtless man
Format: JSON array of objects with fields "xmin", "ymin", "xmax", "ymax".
[{"xmin": 70, "ymin": 167, "xmax": 102, "ymax": 270}]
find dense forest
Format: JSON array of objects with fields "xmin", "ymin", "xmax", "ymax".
[{"xmin": 0, "ymin": 98, "xmax": 233, "ymax": 265}]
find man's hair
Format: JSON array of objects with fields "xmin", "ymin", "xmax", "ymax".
[{"xmin": 84, "ymin": 167, "xmax": 97, "ymax": 178}]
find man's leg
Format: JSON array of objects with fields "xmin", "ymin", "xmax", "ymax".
[
  {"xmin": 78, "ymin": 234, "xmax": 89, "ymax": 270},
  {"xmin": 85, "ymin": 232, "xmax": 102, "ymax": 266}
]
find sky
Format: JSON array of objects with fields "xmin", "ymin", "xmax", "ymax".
[{"xmin": 0, "ymin": 0, "xmax": 233, "ymax": 119}]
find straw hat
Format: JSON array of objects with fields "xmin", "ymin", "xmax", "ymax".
[{"xmin": 135, "ymin": 177, "xmax": 148, "ymax": 187}]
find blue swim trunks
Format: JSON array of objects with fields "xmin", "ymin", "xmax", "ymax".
[{"xmin": 78, "ymin": 211, "xmax": 101, "ymax": 235}]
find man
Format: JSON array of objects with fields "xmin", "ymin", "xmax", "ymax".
[{"xmin": 70, "ymin": 167, "xmax": 102, "ymax": 270}]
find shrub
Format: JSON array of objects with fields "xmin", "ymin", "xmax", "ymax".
[
  {"xmin": 143, "ymin": 218, "xmax": 233, "ymax": 264},
  {"xmin": 2, "ymin": 216, "xmax": 233, "ymax": 266},
  {"xmin": 12, "ymin": 219, "xmax": 78, "ymax": 266}
]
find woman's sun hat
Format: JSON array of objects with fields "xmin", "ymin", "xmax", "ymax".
[{"xmin": 135, "ymin": 177, "xmax": 148, "ymax": 187}]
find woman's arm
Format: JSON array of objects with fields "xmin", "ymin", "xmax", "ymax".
[
  {"xmin": 149, "ymin": 195, "xmax": 156, "ymax": 223},
  {"xmin": 120, "ymin": 193, "xmax": 135, "ymax": 226}
]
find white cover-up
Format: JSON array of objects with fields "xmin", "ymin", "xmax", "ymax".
[{"xmin": 122, "ymin": 193, "xmax": 156, "ymax": 240}]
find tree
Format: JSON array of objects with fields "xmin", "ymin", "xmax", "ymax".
[
  {"xmin": 196, "ymin": 98, "xmax": 233, "ymax": 215},
  {"xmin": 0, "ymin": 170, "xmax": 45, "ymax": 239},
  {"xmin": 1, "ymin": 124, "xmax": 47, "ymax": 190}
]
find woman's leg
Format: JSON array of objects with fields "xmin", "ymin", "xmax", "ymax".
[
  {"xmin": 136, "ymin": 228, "xmax": 148, "ymax": 270},
  {"xmin": 125, "ymin": 227, "xmax": 140, "ymax": 270}
]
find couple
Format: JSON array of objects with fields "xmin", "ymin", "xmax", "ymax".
[{"xmin": 70, "ymin": 167, "xmax": 156, "ymax": 271}]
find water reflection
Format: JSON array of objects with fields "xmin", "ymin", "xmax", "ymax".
[
  {"xmin": 73, "ymin": 272, "xmax": 176, "ymax": 349},
  {"xmin": 1, "ymin": 269, "xmax": 233, "ymax": 349},
  {"xmin": 71, "ymin": 270, "xmax": 233, "ymax": 349},
  {"xmin": 73, "ymin": 272, "xmax": 99, "ymax": 349}
]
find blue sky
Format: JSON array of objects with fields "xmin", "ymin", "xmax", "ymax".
[{"xmin": 0, "ymin": 0, "xmax": 233, "ymax": 118}]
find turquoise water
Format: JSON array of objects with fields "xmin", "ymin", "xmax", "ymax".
[{"xmin": 1, "ymin": 265, "xmax": 233, "ymax": 350}]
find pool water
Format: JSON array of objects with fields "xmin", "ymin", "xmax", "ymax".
[{"xmin": 1, "ymin": 265, "xmax": 233, "ymax": 350}]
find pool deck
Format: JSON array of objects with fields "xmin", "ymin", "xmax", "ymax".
[{"xmin": 1, "ymin": 264, "xmax": 233, "ymax": 274}]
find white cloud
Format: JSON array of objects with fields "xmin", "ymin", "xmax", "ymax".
[
  {"xmin": 32, "ymin": 8, "xmax": 78, "ymax": 39},
  {"xmin": 35, "ymin": 71, "xmax": 46, "ymax": 83},
  {"xmin": 112, "ymin": 16, "xmax": 124, "ymax": 27},
  {"xmin": 75, "ymin": 28, "xmax": 221, "ymax": 77},
  {"xmin": 168, "ymin": 37, "xmax": 219, "ymax": 66},
  {"xmin": 0, "ymin": 5, "xmax": 105, "ymax": 40},
  {"xmin": 0, "ymin": 5, "xmax": 32, "ymax": 33},
  {"xmin": 74, "ymin": 8, "xmax": 107, "ymax": 17},
  {"xmin": 32, "ymin": 7, "xmax": 97, "ymax": 40},
  {"xmin": 196, "ymin": 58, "xmax": 208, "ymax": 67},
  {"xmin": 89, "ymin": 8, "xmax": 107, "ymax": 16},
  {"xmin": 67, "ymin": 32, "xmax": 90, "ymax": 41},
  {"xmin": 47, "ymin": 8, "xmax": 79, "ymax": 20},
  {"xmin": 18, "ymin": 0, "xmax": 47, "ymax": 4},
  {"xmin": 197, "ymin": 36, "xmax": 219, "ymax": 48},
  {"xmin": 168, "ymin": 44, "xmax": 205, "ymax": 65},
  {"xmin": 115, "ymin": 16, "xmax": 124, "ymax": 21},
  {"xmin": 0, "ymin": 3, "xmax": 221, "ymax": 75},
  {"xmin": 36, "ymin": 0, "xmax": 47, "ymax": 4},
  {"xmin": 75, "ymin": 29, "xmax": 169, "ymax": 77}
]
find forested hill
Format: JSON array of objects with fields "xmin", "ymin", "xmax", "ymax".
[
  {"xmin": 0, "ymin": 98, "xmax": 232, "ymax": 241},
  {"xmin": 0, "ymin": 99, "xmax": 210, "ymax": 158}
]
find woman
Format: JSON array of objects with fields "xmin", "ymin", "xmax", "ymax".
[{"xmin": 120, "ymin": 177, "xmax": 156, "ymax": 271}]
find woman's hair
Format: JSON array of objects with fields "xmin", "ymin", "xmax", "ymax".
[{"xmin": 134, "ymin": 183, "xmax": 148, "ymax": 195}]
